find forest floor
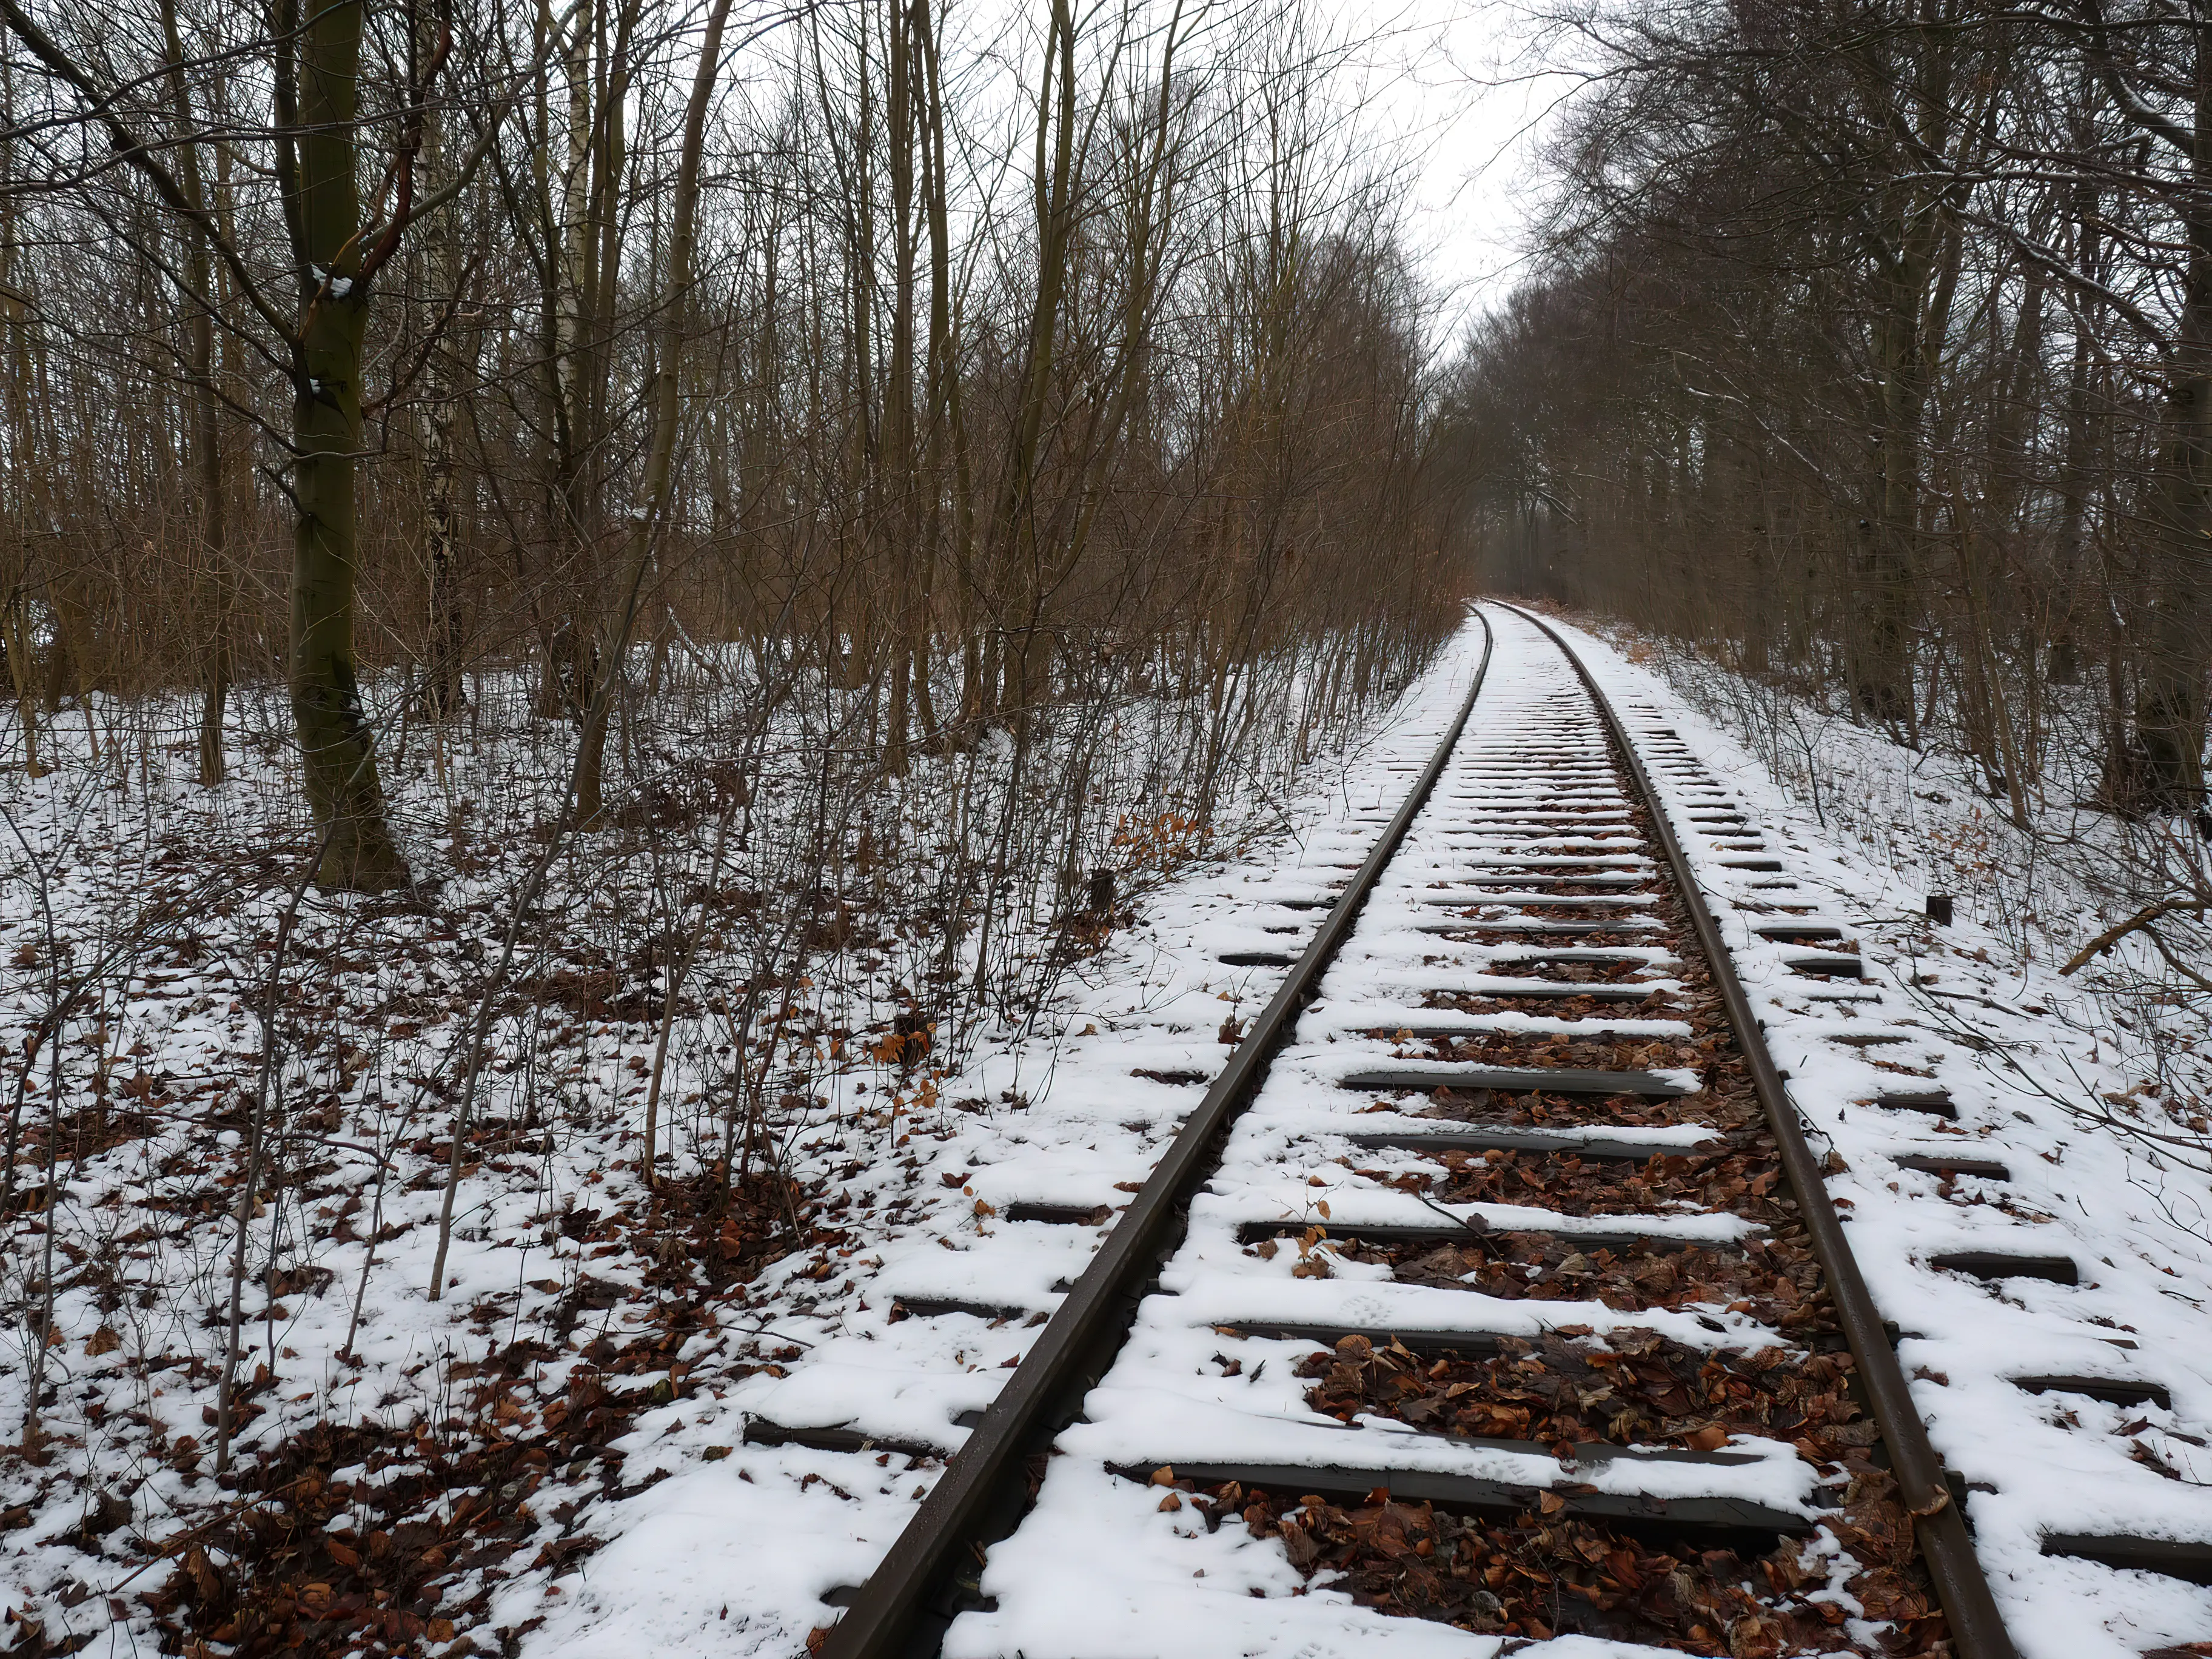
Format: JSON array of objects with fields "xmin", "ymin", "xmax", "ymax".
[
  {"xmin": 0, "ymin": 637, "xmax": 1458, "ymax": 1659},
  {"xmin": 2, "ymin": 609, "xmax": 2210, "ymax": 1659}
]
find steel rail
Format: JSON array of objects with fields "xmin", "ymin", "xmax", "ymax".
[
  {"xmin": 818, "ymin": 612, "xmax": 1497, "ymax": 1659},
  {"xmin": 1498, "ymin": 601, "xmax": 2019, "ymax": 1659}
]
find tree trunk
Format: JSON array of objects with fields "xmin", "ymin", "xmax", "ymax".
[
  {"xmin": 882, "ymin": 0, "xmax": 919, "ymax": 773},
  {"xmin": 420, "ymin": 64, "xmax": 464, "ymax": 720},
  {"xmin": 161, "ymin": 0, "xmax": 229, "ymax": 786},
  {"xmin": 1, "ymin": 88, "xmax": 43, "ymax": 779},
  {"xmin": 288, "ymin": 0, "xmax": 411, "ymax": 890},
  {"xmin": 991, "ymin": 0, "xmax": 1076, "ymax": 742},
  {"xmin": 917, "ymin": 0, "xmax": 965, "ymax": 750},
  {"xmin": 1855, "ymin": 273, "xmax": 1924, "ymax": 727},
  {"xmin": 2138, "ymin": 21, "xmax": 2212, "ymax": 810},
  {"xmin": 2049, "ymin": 315, "xmax": 2095, "ymax": 686}
]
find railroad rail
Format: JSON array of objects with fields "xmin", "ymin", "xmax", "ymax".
[{"xmin": 793, "ymin": 603, "xmax": 2032, "ymax": 1658}]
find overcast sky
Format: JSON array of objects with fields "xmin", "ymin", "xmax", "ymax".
[
  {"xmin": 729, "ymin": 0, "xmax": 1571, "ymax": 347},
  {"xmin": 1350, "ymin": 0, "xmax": 1570, "ymax": 340}
]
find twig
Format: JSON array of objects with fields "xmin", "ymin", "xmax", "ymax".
[
  {"xmin": 2062, "ymin": 896, "xmax": 2212, "ymax": 974},
  {"xmin": 215, "ymin": 826, "xmax": 335, "ymax": 1476}
]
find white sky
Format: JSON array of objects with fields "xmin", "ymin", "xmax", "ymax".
[
  {"xmin": 1333, "ymin": 0, "xmax": 1572, "ymax": 340},
  {"xmin": 731, "ymin": 0, "xmax": 1569, "ymax": 346}
]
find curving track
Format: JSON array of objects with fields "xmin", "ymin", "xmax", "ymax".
[{"xmin": 771, "ymin": 604, "xmax": 2187, "ymax": 1659}]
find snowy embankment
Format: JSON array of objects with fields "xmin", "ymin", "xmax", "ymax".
[
  {"xmin": 542, "ymin": 608, "xmax": 2212, "ymax": 1659},
  {"xmin": 488, "ymin": 626, "xmax": 1495, "ymax": 1657}
]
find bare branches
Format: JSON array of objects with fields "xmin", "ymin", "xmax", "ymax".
[
  {"xmin": 0, "ymin": 0, "xmax": 297, "ymax": 344},
  {"xmin": 2060, "ymin": 893, "xmax": 2212, "ymax": 974}
]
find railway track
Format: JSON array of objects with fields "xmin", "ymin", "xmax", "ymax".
[{"xmin": 762, "ymin": 603, "xmax": 2179, "ymax": 1658}]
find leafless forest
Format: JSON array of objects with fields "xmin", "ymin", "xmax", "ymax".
[
  {"xmin": 0, "ymin": 0, "xmax": 1464, "ymax": 1647},
  {"xmin": 1460, "ymin": 0, "xmax": 2204, "ymax": 808},
  {"xmin": 1, "ymin": 0, "xmax": 1457, "ymax": 860}
]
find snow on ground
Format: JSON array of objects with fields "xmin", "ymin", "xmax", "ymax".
[
  {"xmin": 939, "ymin": 607, "xmax": 1886, "ymax": 1659},
  {"xmin": 738, "ymin": 605, "xmax": 2212, "ymax": 1659},
  {"xmin": 0, "ymin": 637, "xmax": 1467, "ymax": 1657},
  {"xmin": 6, "ymin": 605, "xmax": 2209, "ymax": 1658},
  {"xmin": 1598, "ymin": 622, "xmax": 2212, "ymax": 1113},
  {"xmin": 491, "ymin": 626, "xmax": 1498, "ymax": 1657}
]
